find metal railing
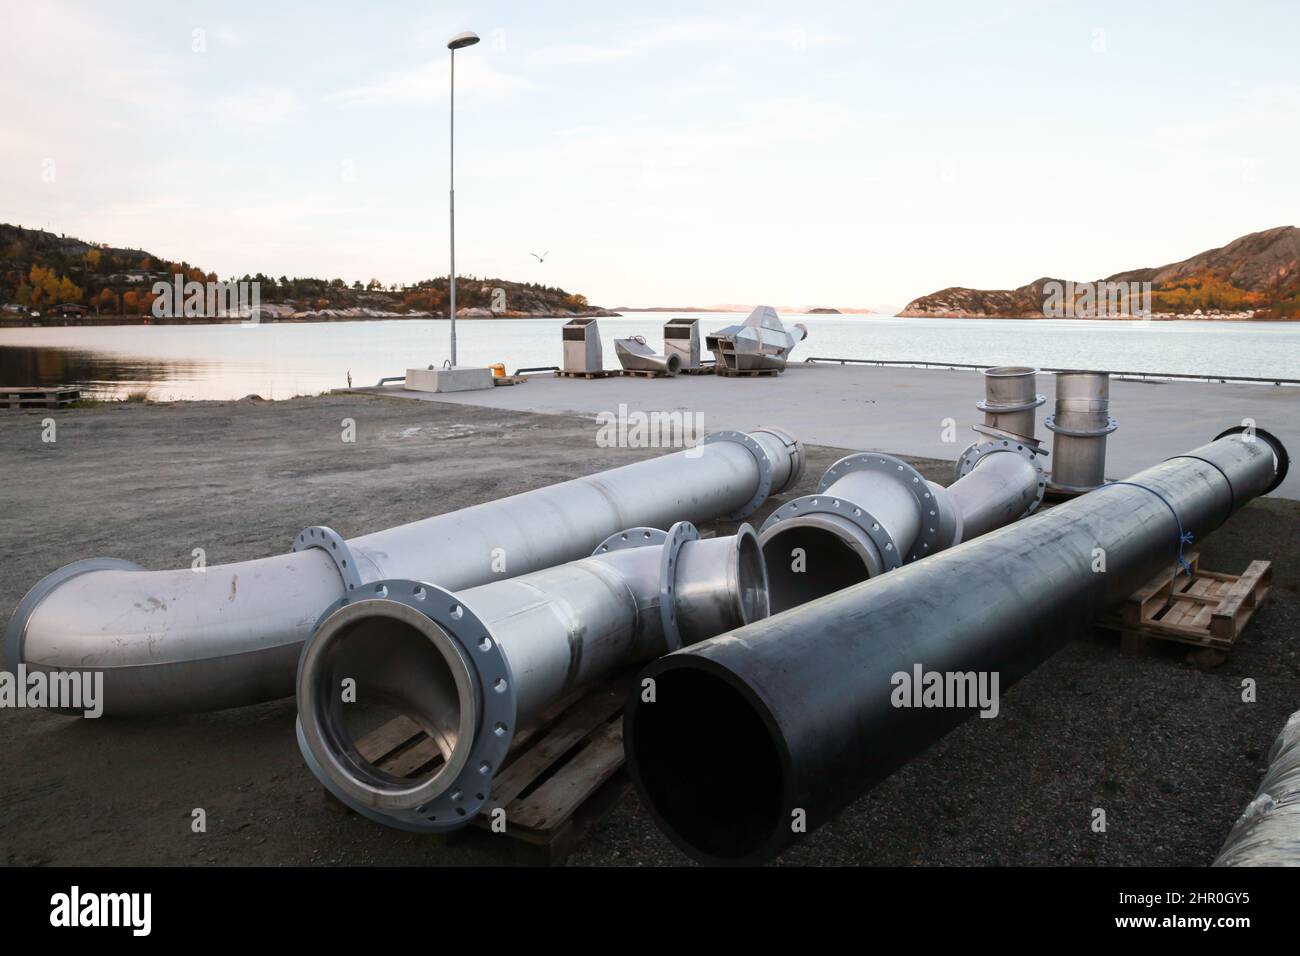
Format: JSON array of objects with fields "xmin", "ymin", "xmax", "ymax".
[{"xmin": 801, "ymin": 356, "xmax": 1299, "ymax": 387}]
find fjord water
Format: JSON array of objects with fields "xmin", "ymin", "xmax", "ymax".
[{"xmin": 1, "ymin": 313, "xmax": 1297, "ymax": 400}]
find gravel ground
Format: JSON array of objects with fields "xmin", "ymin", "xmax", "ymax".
[{"xmin": 0, "ymin": 394, "xmax": 1296, "ymax": 866}]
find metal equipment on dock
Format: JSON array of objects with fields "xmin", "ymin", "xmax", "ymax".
[
  {"xmin": 561, "ymin": 317, "xmax": 604, "ymax": 374},
  {"xmin": 705, "ymin": 306, "xmax": 807, "ymax": 374}
]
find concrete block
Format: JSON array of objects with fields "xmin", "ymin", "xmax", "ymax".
[{"xmin": 404, "ymin": 366, "xmax": 495, "ymax": 393}]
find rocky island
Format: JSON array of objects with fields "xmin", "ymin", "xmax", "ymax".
[
  {"xmin": 0, "ymin": 224, "xmax": 616, "ymax": 326},
  {"xmin": 899, "ymin": 225, "xmax": 1299, "ymax": 320}
]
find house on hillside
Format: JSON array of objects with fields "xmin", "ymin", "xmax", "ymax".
[{"xmin": 51, "ymin": 303, "xmax": 88, "ymax": 317}]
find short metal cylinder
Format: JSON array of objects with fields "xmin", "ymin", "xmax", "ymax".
[
  {"xmin": 1046, "ymin": 370, "xmax": 1118, "ymax": 493},
  {"xmin": 674, "ymin": 528, "xmax": 769, "ymax": 641},
  {"xmin": 977, "ymin": 366, "xmax": 1045, "ymax": 442}
]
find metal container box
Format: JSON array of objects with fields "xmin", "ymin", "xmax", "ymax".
[
  {"xmin": 663, "ymin": 318, "xmax": 701, "ymax": 369},
  {"xmin": 562, "ymin": 317, "xmax": 603, "ymax": 373}
]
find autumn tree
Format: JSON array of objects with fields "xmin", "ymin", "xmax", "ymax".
[
  {"xmin": 24, "ymin": 265, "xmax": 83, "ymax": 305},
  {"xmin": 402, "ymin": 287, "xmax": 445, "ymax": 312},
  {"xmin": 100, "ymin": 287, "xmax": 119, "ymax": 314}
]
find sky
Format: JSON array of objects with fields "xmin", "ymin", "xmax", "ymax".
[{"xmin": 2, "ymin": 0, "xmax": 1297, "ymax": 310}]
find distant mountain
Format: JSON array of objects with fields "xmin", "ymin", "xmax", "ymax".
[
  {"xmin": 0, "ymin": 223, "xmax": 613, "ymax": 321},
  {"xmin": 899, "ymin": 226, "xmax": 1300, "ymax": 320}
]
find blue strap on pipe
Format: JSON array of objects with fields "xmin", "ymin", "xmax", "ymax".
[{"xmin": 1099, "ymin": 480, "xmax": 1195, "ymax": 576}]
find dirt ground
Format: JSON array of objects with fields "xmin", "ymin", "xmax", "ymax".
[{"xmin": 1, "ymin": 394, "xmax": 1296, "ymax": 866}]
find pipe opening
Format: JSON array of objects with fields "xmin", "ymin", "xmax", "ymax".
[
  {"xmin": 630, "ymin": 666, "xmax": 783, "ymax": 861},
  {"xmin": 761, "ymin": 524, "xmax": 873, "ymax": 613},
  {"xmin": 734, "ymin": 529, "xmax": 769, "ymax": 625},
  {"xmin": 666, "ymin": 354, "xmax": 682, "ymax": 375},
  {"xmin": 301, "ymin": 601, "xmax": 476, "ymax": 808}
]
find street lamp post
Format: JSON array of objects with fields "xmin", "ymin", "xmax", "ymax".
[{"xmin": 446, "ymin": 30, "xmax": 479, "ymax": 367}]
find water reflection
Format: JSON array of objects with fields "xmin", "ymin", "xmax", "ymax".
[{"xmin": 0, "ymin": 345, "xmax": 204, "ymax": 399}]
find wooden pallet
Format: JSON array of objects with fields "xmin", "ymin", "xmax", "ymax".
[
  {"xmin": 1, "ymin": 386, "xmax": 80, "ymax": 409},
  {"xmin": 492, "ymin": 375, "xmax": 528, "ymax": 386},
  {"xmin": 714, "ymin": 366, "xmax": 781, "ymax": 378},
  {"xmin": 555, "ymin": 369, "xmax": 622, "ymax": 380},
  {"xmin": 679, "ymin": 365, "xmax": 715, "ymax": 376},
  {"xmin": 1098, "ymin": 552, "xmax": 1272, "ymax": 652},
  {"xmin": 333, "ymin": 672, "xmax": 634, "ymax": 865},
  {"xmin": 621, "ymin": 368, "xmax": 673, "ymax": 379}
]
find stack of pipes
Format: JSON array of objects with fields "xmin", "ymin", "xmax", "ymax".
[{"xmin": 6, "ymin": 358, "xmax": 1286, "ymax": 862}]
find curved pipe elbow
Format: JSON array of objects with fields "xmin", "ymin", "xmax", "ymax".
[
  {"xmin": 8, "ymin": 551, "xmax": 343, "ymax": 716},
  {"xmin": 6, "ymin": 430, "xmax": 799, "ymax": 718}
]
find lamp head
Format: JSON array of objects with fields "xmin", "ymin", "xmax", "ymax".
[{"xmin": 447, "ymin": 31, "xmax": 480, "ymax": 50}]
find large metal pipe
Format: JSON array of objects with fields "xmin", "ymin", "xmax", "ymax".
[
  {"xmin": 1215, "ymin": 708, "xmax": 1300, "ymax": 866},
  {"xmin": 625, "ymin": 426, "xmax": 1287, "ymax": 865},
  {"xmin": 5, "ymin": 427, "xmax": 803, "ymax": 717},
  {"xmin": 1046, "ymin": 370, "xmax": 1119, "ymax": 494},
  {"xmin": 297, "ymin": 522, "xmax": 769, "ymax": 832},
  {"xmin": 759, "ymin": 437, "xmax": 1044, "ymax": 612}
]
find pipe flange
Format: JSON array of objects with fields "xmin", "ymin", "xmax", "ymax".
[
  {"xmin": 972, "ymin": 422, "xmax": 1047, "ymax": 452},
  {"xmin": 976, "ymin": 394, "xmax": 1046, "ymax": 415},
  {"xmin": 815, "ymin": 453, "xmax": 942, "ymax": 564},
  {"xmin": 659, "ymin": 521, "xmax": 701, "ymax": 651},
  {"xmin": 1044, "ymin": 414, "xmax": 1119, "ymax": 438},
  {"xmin": 704, "ymin": 430, "xmax": 772, "ymax": 520},
  {"xmin": 754, "ymin": 424, "xmax": 807, "ymax": 491},
  {"xmin": 760, "ymin": 491, "xmax": 909, "ymax": 574},
  {"xmin": 297, "ymin": 580, "xmax": 515, "ymax": 833},
  {"xmin": 4, "ymin": 557, "xmax": 145, "ymax": 669},
  {"xmin": 292, "ymin": 525, "xmax": 364, "ymax": 592},
  {"xmin": 955, "ymin": 439, "xmax": 1048, "ymax": 514},
  {"xmin": 592, "ymin": 527, "xmax": 669, "ymax": 555},
  {"xmin": 1213, "ymin": 425, "xmax": 1290, "ymax": 495}
]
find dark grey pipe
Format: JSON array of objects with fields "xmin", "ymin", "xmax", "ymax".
[{"xmin": 624, "ymin": 426, "xmax": 1288, "ymax": 865}]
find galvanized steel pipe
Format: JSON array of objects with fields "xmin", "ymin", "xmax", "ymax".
[
  {"xmin": 297, "ymin": 523, "xmax": 769, "ymax": 832},
  {"xmin": 758, "ymin": 437, "xmax": 1044, "ymax": 612},
  {"xmin": 5, "ymin": 427, "xmax": 803, "ymax": 717},
  {"xmin": 625, "ymin": 426, "xmax": 1287, "ymax": 865}
]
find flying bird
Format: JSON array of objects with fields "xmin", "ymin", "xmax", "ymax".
[{"xmin": 529, "ymin": 250, "xmax": 550, "ymax": 263}]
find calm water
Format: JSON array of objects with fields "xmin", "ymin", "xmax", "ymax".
[{"xmin": 1, "ymin": 313, "xmax": 1297, "ymax": 400}]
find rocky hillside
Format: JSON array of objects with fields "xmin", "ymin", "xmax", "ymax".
[
  {"xmin": 0, "ymin": 224, "xmax": 614, "ymax": 320},
  {"xmin": 900, "ymin": 226, "xmax": 1300, "ymax": 319}
]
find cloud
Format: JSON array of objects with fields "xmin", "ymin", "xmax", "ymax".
[
  {"xmin": 213, "ymin": 87, "xmax": 300, "ymax": 127},
  {"xmin": 325, "ymin": 56, "xmax": 532, "ymax": 107},
  {"xmin": 531, "ymin": 15, "xmax": 854, "ymax": 66}
]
